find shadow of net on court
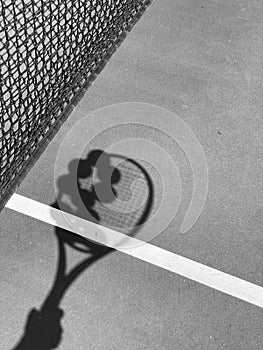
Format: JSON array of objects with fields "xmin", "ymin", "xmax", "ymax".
[{"xmin": 0, "ymin": 0, "xmax": 153, "ymax": 213}]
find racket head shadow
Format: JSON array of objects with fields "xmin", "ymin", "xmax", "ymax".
[
  {"xmin": 54, "ymin": 149, "xmax": 154, "ymax": 250},
  {"xmin": 77, "ymin": 152, "xmax": 154, "ymax": 248}
]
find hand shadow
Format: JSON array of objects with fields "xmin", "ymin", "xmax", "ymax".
[{"xmin": 12, "ymin": 149, "xmax": 153, "ymax": 349}]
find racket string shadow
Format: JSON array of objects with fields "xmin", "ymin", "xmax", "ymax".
[{"xmin": 12, "ymin": 149, "xmax": 154, "ymax": 350}]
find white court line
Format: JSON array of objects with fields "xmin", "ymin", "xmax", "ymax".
[{"xmin": 5, "ymin": 193, "xmax": 263, "ymax": 309}]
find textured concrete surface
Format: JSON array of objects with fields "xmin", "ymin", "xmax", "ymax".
[{"xmin": 1, "ymin": 0, "xmax": 263, "ymax": 349}]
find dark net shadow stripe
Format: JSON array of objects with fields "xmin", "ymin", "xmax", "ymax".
[{"xmin": 0, "ymin": 0, "xmax": 153, "ymax": 212}]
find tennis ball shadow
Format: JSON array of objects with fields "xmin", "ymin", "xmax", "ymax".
[{"xmin": 12, "ymin": 149, "xmax": 153, "ymax": 350}]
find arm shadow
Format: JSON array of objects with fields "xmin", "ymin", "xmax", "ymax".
[{"xmin": 12, "ymin": 149, "xmax": 153, "ymax": 350}]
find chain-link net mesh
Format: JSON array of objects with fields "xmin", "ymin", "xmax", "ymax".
[{"xmin": 0, "ymin": 0, "xmax": 152, "ymax": 212}]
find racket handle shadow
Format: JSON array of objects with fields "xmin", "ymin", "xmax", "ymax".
[{"xmin": 41, "ymin": 226, "xmax": 112, "ymax": 312}]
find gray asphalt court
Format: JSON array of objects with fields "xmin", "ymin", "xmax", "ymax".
[{"xmin": 1, "ymin": 1, "xmax": 263, "ymax": 349}]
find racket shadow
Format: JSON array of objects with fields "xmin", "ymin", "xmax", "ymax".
[{"xmin": 12, "ymin": 149, "xmax": 154, "ymax": 350}]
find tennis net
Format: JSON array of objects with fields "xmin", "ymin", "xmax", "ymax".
[{"xmin": 0, "ymin": 0, "xmax": 152, "ymax": 212}]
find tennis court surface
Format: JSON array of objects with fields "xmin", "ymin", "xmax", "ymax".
[{"xmin": 1, "ymin": 1, "xmax": 263, "ymax": 349}]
